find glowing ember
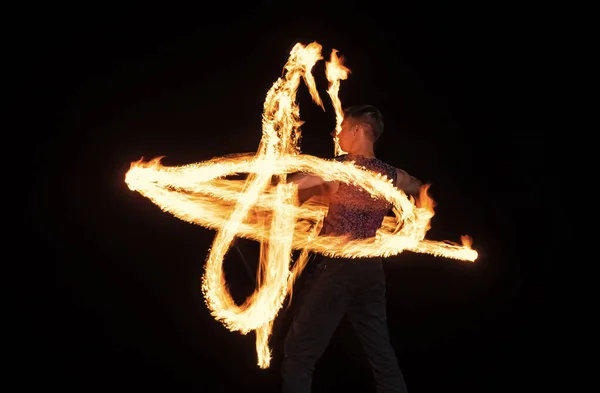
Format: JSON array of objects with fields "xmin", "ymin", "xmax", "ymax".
[{"xmin": 125, "ymin": 41, "xmax": 477, "ymax": 369}]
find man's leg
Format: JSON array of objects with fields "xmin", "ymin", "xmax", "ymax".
[
  {"xmin": 282, "ymin": 260, "xmax": 351, "ymax": 393},
  {"xmin": 347, "ymin": 267, "xmax": 408, "ymax": 393}
]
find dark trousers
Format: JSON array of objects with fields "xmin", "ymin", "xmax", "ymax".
[{"xmin": 281, "ymin": 255, "xmax": 408, "ymax": 393}]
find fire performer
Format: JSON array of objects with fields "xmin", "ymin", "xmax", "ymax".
[{"xmin": 282, "ymin": 104, "xmax": 422, "ymax": 393}]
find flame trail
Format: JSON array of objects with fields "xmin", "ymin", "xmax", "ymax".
[
  {"xmin": 325, "ymin": 49, "xmax": 351, "ymax": 156},
  {"xmin": 125, "ymin": 41, "xmax": 477, "ymax": 368}
]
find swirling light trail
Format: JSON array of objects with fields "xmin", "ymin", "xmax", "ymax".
[{"xmin": 125, "ymin": 42, "xmax": 477, "ymax": 368}]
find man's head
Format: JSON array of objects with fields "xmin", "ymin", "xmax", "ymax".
[{"xmin": 333, "ymin": 105, "xmax": 384, "ymax": 153}]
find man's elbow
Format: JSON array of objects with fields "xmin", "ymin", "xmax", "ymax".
[{"xmin": 405, "ymin": 178, "xmax": 423, "ymax": 196}]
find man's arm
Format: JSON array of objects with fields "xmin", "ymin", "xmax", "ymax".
[
  {"xmin": 287, "ymin": 173, "xmax": 331, "ymax": 204},
  {"xmin": 395, "ymin": 168, "xmax": 423, "ymax": 197},
  {"xmin": 287, "ymin": 173, "xmax": 326, "ymax": 190}
]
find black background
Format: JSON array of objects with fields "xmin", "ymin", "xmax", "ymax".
[{"xmin": 21, "ymin": 2, "xmax": 548, "ymax": 392}]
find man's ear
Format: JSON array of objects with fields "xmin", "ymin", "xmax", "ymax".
[{"xmin": 357, "ymin": 123, "xmax": 371, "ymax": 139}]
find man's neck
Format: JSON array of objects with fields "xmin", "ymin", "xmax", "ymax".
[{"xmin": 347, "ymin": 148, "xmax": 376, "ymax": 159}]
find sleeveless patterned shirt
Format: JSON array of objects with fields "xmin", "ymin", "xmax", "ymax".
[{"xmin": 320, "ymin": 154, "xmax": 398, "ymax": 239}]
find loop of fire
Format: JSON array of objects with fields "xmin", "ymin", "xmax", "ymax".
[{"xmin": 125, "ymin": 42, "xmax": 478, "ymax": 368}]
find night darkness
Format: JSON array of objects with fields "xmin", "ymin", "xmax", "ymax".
[{"xmin": 21, "ymin": 3, "xmax": 548, "ymax": 392}]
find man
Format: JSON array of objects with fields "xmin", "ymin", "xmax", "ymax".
[{"xmin": 281, "ymin": 104, "xmax": 422, "ymax": 393}]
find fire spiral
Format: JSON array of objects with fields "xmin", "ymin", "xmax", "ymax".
[{"xmin": 125, "ymin": 42, "xmax": 478, "ymax": 368}]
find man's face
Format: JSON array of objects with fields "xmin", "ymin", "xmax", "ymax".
[{"xmin": 332, "ymin": 118, "xmax": 356, "ymax": 152}]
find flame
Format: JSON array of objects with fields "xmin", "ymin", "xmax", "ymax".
[
  {"xmin": 325, "ymin": 49, "xmax": 351, "ymax": 156},
  {"xmin": 125, "ymin": 41, "xmax": 478, "ymax": 369}
]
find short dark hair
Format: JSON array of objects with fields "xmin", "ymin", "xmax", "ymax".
[{"xmin": 343, "ymin": 104, "xmax": 384, "ymax": 141}]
